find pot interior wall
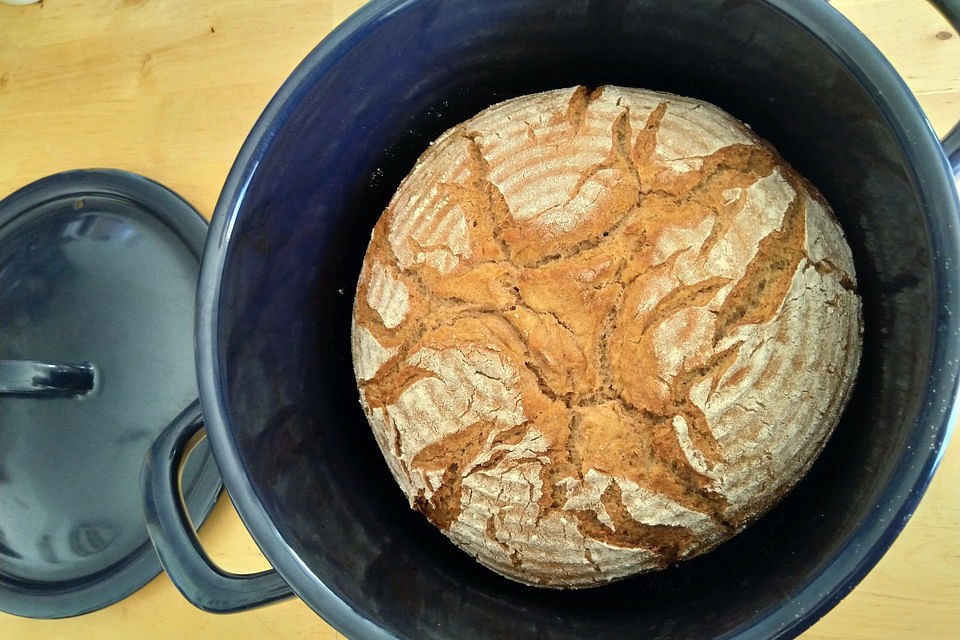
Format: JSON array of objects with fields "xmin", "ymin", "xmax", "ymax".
[{"xmin": 215, "ymin": 1, "xmax": 939, "ymax": 638}]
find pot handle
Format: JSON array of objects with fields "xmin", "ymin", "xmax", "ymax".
[
  {"xmin": 929, "ymin": 0, "xmax": 960, "ymax": 174},
  {"xmin": 141, "ymin": 400, "xmax": 295, "ymax": 613},
  {"xmin": 946, "ymin": 123, "xmax": 959, "ymax": 176}
]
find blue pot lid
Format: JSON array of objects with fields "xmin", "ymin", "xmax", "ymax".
[{"xmin": 0, "ymin": 170, "xmax": 222, "ymax": 618}]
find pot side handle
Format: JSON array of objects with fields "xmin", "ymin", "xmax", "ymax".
[
  {"xmin": 141, "ymin": 400, "xmax": 295, "ymax": 613},
  {"xmin": 929, "ymin": 0, "xmax": 960, "ymax": 174},
  {"xmin": 945, "ymin": 123, "xmax": 959, "ymax": 176}
]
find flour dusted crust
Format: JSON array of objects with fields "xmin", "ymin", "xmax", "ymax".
[{"xmin": 351, "ymin": 86, "xmax": 862, "ymax": 588}]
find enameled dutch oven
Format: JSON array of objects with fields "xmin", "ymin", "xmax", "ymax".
[{"xmin": 142, "ymin": 1, "xmax": 960, "ymax": 638}]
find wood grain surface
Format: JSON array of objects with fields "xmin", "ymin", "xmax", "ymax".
[{"xmin": 1, "ymin": 1, "xmax": 957, "ymax": 638}]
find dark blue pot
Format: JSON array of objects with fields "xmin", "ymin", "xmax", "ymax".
[{"xmin": 144, "ymin": 1, "xmax": 960, "ymax": 638}]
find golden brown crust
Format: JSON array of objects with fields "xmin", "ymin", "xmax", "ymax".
[{"xmin": 351, "ymin": 86, "xmax": 862, "ymax": 588}]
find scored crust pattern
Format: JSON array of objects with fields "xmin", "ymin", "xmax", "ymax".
[{"xmin": 351, "ymin": 86, "xmax": 862, "ymax": 588}]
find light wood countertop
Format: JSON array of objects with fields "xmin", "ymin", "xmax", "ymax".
[{"xmin": 1, "ymin": 1, "xmax": 957, "ymax": 638}]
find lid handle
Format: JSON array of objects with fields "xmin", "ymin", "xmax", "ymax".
[{"xmin": 0, "ymin": 359, "xmax": 96, "ymax": 396}]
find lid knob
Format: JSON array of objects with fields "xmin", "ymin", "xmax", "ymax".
[{"xmin": 0, "ymin": 359, "xmax": 96, "ymax": 395}]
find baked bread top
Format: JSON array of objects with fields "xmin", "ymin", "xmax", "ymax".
[{"xmin": 351, "ymin": 86, "xmax": 862, "ymax": 588}]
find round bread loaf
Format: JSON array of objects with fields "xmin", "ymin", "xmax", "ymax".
[{"xmin": 351, "ymin": 86, "xmax": 862, "ymax": 588}]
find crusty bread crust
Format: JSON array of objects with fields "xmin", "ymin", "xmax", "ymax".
[{"xmin": 351, "ymin": 86, "xmax": 862, "ymax": 588}]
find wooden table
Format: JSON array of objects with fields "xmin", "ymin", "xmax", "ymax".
[{"xmin": 1, "ymin": 1, "xmax": 957, "ymax": 638}]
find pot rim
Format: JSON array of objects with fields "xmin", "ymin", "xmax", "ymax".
[{"xmin": 196, "ymin": 1, "xmax": 960, "ymax": 638}]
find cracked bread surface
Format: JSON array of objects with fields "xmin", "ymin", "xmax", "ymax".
[{"xmin": 351, "ymin": 86, "xmax": 862, "ymax": 588}]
